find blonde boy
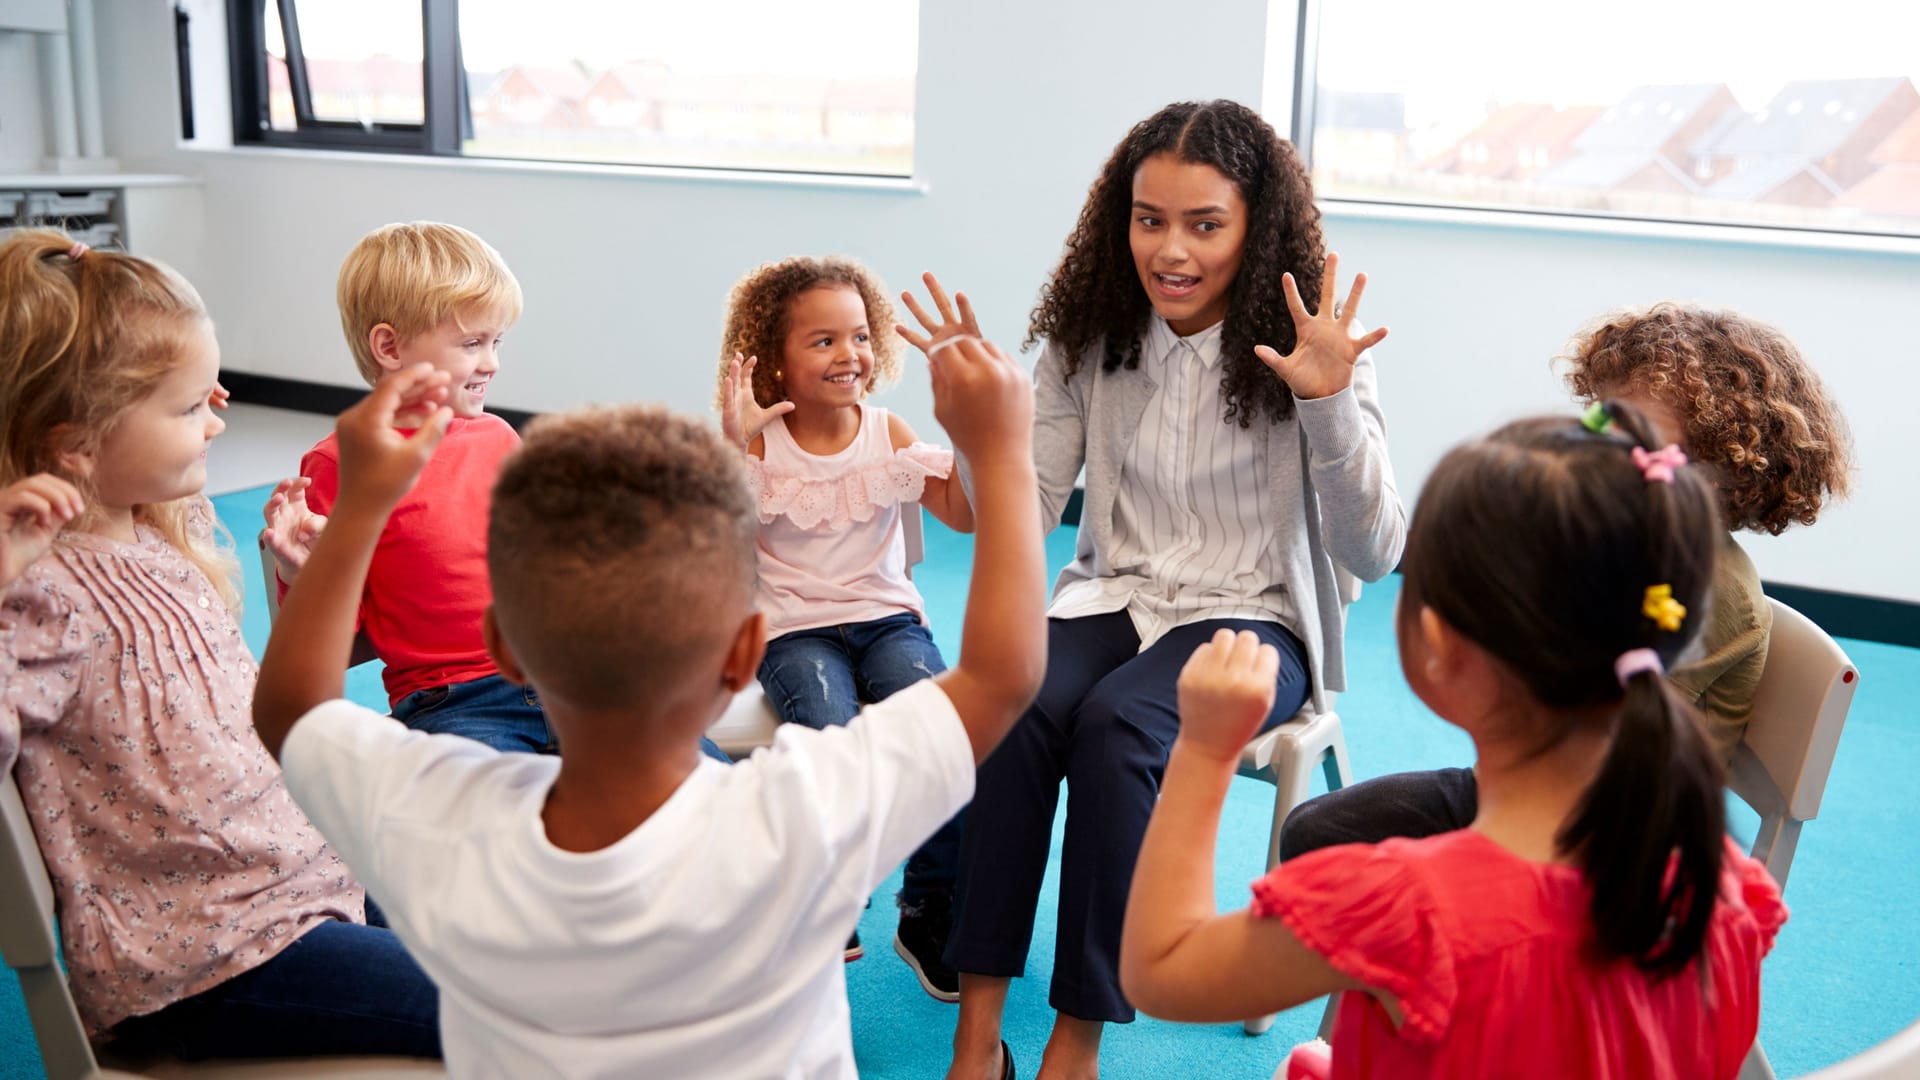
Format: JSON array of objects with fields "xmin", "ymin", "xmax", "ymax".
[{"xmin": 261, "ymin": 222, "xmax": 559, "ymax": 752}]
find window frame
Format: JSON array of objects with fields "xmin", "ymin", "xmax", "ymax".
[
  {"xmin": 1284, "ymin": 0, "xmax": 1920, "ymax": 244},
  {"xmin": 223, "ymin": 0, "xmax": 912, "ymax": 180},
  {"xmin": 226, "ymin": 0, "xmax": 462, "ymax": 155}
]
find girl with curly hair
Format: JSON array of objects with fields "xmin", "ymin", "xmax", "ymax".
[
  {"xmin": 898, "ymin": 99, "xmax": 1407, "ymax": 1080},
  {"xmin": 714, "ymin": 255, "xmax": 974, "ymax": 983},
  {"xmin": 1277, "ymin": 303, "xmax": 1852, "ymax": 905}
]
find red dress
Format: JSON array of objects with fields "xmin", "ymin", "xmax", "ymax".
[{"xmin": 1252, "ymin": 831, "xmax": 1786, "ymax": 1080}]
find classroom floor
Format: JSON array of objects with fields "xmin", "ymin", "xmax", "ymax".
[{"xmin": 2, "ymin": 404, "xmax": 1914, "ymax": 1077}]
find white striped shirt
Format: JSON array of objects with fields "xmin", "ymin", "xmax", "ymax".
[{"xmin": 1048, "ymin": 315, "xmax": 1295, "ymax": 648}]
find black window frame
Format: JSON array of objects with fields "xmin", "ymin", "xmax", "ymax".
[{"xmin": 227, "ymin": 0, "xmax": 463, "ymax": 154}]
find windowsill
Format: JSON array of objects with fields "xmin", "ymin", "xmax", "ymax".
[
  {"xmin": 1317, "ymin": 198, "xmax": 1920, "ymax": 258},
  {"xmin": 181, "ymin": 144, "xmax": 929, "ymax": 195},
  {"xmin": 0, "ymin": 172, "xmax": 200, "ymax": 189}
]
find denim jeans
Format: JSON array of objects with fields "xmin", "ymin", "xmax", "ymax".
[
  {"xmin": 109, "ymin": 913, "xmax": 441, "ymax": 1060},
  {"xmin": 392, "ymin": 672, "xmax": 731, "ymax": 763},
  {"xmin": 758, "ymin": 612, "xmax": 958, "ymax": 907}
]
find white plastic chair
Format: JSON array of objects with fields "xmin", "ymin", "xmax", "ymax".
[
  {"xmin": 1238, "ymin": 570, "xmax": 1362, "ymax": 1037},
  {"xmin": 1731, "ymin": 598, "xmax": 1859, "ymax": 1080},
  {"xmin": 0, "ymin": 770, "xmax": 443, "ymax": 1079},
  {"xmin": 707, "ymin": 504, "xmax": 926, "ymax": 757}
]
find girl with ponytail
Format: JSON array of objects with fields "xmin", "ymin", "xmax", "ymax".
[{"xmin": 1119, "ymin": 403, "xmax": 1786, "ymax": 1079}]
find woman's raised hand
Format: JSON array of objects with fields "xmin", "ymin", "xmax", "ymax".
[{"xmin": 1255, "ymin": 253, "xmax": 1388, "ymax": 401}]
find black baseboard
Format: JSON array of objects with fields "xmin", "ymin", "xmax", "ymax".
[
  {"xmin": 221, "ymin": 371, "xmax": 537, "ymax": 430},
  {"xmin": 1760, "ymin": 583, "xmax": 1920, "ymax": 650},
  {"xmin": 228, "ymin": 377, "xmax": 1915, "ymax": 649}
]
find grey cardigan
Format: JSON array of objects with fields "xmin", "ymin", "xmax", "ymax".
[{"xmin": 1030, "ymin": 337, "xmax": 1406, "ymax": 711}]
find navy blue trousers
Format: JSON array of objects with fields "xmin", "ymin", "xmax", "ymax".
[{"xmin": 947, "ymin": 612, "xmax": 1309, "ymax": 1022}]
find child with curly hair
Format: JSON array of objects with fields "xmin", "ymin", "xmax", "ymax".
[
  {"xmin": 922, "ymin": 99, "xmax": 1405, "ymax": 1080},
  {"xmin": 714, "ymin": 256, "xmax": 974, "ymax": 997},
  {"xmin": 1278, "ymin": 302, "xmax": 1853, "ymax": 868}
]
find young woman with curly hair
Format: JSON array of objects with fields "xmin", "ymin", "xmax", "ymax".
[
  {"xmin": 1276, "ymin": 302, "xmax": 1853, "ymax": 900},
  {"xmin": 896, "ymin": 99, "xmax": 1407, "ymax": 1080}
]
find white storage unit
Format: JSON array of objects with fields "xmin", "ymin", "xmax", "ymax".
[{"xmin": 0, "ymin": 174, "xmax": 198, "ymax": 259}]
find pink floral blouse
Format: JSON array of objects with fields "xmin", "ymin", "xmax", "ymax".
[{"xmin": 0, "ymin": 498, "xmax": 363, "ymax": 1035}]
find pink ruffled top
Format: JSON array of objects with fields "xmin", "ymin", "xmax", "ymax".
[
  {"xmin": 1253, "ymin": 830, "xmax": 1786, "ymax": 1080},
  {"xmin": 747, "ymin": 405, "xmax": 952, "ymax": 639}
]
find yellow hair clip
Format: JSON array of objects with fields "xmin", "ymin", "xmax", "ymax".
[{"xmin": 1642, "ymin": 584, "xmax": 1687, "ymax": 632}]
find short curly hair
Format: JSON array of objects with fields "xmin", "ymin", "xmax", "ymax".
[
  {"xmin": 1027, "ymin": 99, "xmax": 1325, "ymax": 426},
  {"xmin": 488, "ymin": 404, "xmax": 757, "ymax": 711},
  {"xmin": 1561, "ymin": 303, "xmax": 1853, "ymax": 535},
  {"xmin": 715, "ymin": 256, "xmax": 901, "ymax": 414}
]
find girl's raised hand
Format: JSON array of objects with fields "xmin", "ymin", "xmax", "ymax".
[
  {"xmin": 0, "ymin": 474, "xmax": 84, "ymax": 589},
  {"xmin": 720, "ymin": 353, "xmax": 795, "ymax": 448},
  {"xmin": 896, "ymin": 272, "xmax": 983, "ymax": 358},
  {"xmin": 1175, "ymin": 629, "xmax": 1281, "ymax": 764},
  {"xmin": 210, "ymin": 381, "xmax": 231, "ymax": 410},
  {"xmin": 261, "ymin": 476, "xmax": 327, "ymax": 581},
  {"xmin": 1255, "ymin": 253, "xmax": 1388, "ymax": 401}
]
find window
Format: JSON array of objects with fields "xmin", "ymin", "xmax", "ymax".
[
  {"xmin": 228, "ymin": 0, "xmax": 917, "ymax": 177},
  {"xmin": 1287, "ymin": 0, "xmax": 1920, "ymax": 237}
]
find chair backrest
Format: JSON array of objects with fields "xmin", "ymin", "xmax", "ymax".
[
  {"xmin": 1728, "ymin": 598, "xmax": 1857, "ymax": 825},
  {"xmin": 258, "ymin": 530, "xmax": 378, "ymax": 669},
  {"xmin": 902, "ymin": 502, "xmax": 925, "ymax": 570},
  {"xmin": 0, "ymin": 771, "xmax": 104, "ymax": 1080}
]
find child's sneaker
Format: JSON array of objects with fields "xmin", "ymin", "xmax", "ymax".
[
  {"xmin": 844, "ymin": 930, "xmax": 863, "ymax": 962},
  {"xmin": 893, "ymin": 894, "xmax": 959, "ymax": 1002}
]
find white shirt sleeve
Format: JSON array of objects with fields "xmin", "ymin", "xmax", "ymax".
[
  {"xmin": 279, "ymin": 700, "xmax": 504, "ymax": 910},
  {"xmin": 754, "ymin": 678, "xmax": 975, "ymax": 901}
]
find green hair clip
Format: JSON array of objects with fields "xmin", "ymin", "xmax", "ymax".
[{"xmin": 1581, "ymin": 401, "xmax": 1614, "ymax": 434}]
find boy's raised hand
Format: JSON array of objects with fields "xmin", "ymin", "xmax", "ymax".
[
  {"xmin": 896, "ymin": 271, "xmax": 984, "ymax": 358},
  {"xmin": 0, "ymin": 474, "xmax": 83, "ymax": 589},
  {"xmin": 1176, "ymin": 630, "xmax": 1280, "ymax": 764},
  {"xmin": 927, "ymin": 334, "xmax": 1032, "ymax": 463},
  {"xmin": 1255, "ymin": 252, "xmax": 1389, "ymax": 401},
  {"xmin": 720, "ymin": 352, "xmax": 795, "ymax": 448},
  {"xmin": 333, "ymin": 364, "xmax": 454, "ymax": 516},
  {"xmin": 262, "ymin": 477, "xmax": 326, "ymax": 581}
]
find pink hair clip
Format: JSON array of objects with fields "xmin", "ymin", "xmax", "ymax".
[
  {"xmin": 68, "ymin": 241, "xmax": 89, "ymax": 260},
  {"xmin": 1614, "ymin": 648, "xmax": 1665, "ymax": 686},
  {"xmin": 1630, "ymin": 444, "xmax": 1687, "ymax": 484}
]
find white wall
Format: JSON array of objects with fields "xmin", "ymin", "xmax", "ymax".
[
  {"xmin": 80, "ymin": 1, "xmax": 1920, "ymax": 602},
  {"xmin": 0, "ymin": 31, "xmax": 48, "ymax": 169}
]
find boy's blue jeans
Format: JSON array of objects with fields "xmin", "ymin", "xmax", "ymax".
[
  {"xmin": 757, "ymin": 612, "xmax": 960, "ymax": 909},
  {"xmin": 392, "ymin": 672, "xmax": 730, "ymax": 762}
]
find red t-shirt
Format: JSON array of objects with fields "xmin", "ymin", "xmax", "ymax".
[
  {"xmin": 288, "ymin": 415, "xmax": 520, "ymax": 706},
  {"xmin": 1256, "ymin": 830, "xmax": 1786, "ymax": 1080}
]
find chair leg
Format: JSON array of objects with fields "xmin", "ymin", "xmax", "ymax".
[
  {"xmin": 1243, "ymin": 1012, "xmax": 1277, "ymax": 1036},
  {"xmin": 1317, "ymin": 992, "xmax": 1340, "ymax": 1040},
  {"xmin": 1760, "ymin": 819, "xmax": 1802, "ymax": 894},
  {"xmin": 1265, "ymin": 776, "xmax": 1289, "ymax": 874},
  {"xmin": 1320, "ymin": 725, "xmax": 1354, "ymax": 794},
  {"xmin": 1736, "ymin": 1041, "xmax": 1777, "ymax": 1080}
]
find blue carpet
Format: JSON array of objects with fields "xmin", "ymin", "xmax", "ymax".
[{"xmin": 3, "ymin": 489, "xmax": 1915, "ymax": 1078}]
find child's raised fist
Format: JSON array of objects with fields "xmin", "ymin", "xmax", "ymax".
[{"xmin": 1175, "ymin": 629, "xmax": 1281, "ymax": 763}]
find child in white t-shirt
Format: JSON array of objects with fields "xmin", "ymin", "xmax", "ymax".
[{"xmin": 249, "ymin": 336, "xmax": 1043, "ymax": 1079}]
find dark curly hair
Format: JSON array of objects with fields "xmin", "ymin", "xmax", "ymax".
[
  {"xmin": 715, "ymin": 256, "xmax": 901, "ymax": 414},
  {"xmin": 1026, "ymin": 99, "xmax": 1325, "ymax": 426},
  {"xmin": 1561, "ymin": 303, "xmax": 1853, "ymax": 535}
]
